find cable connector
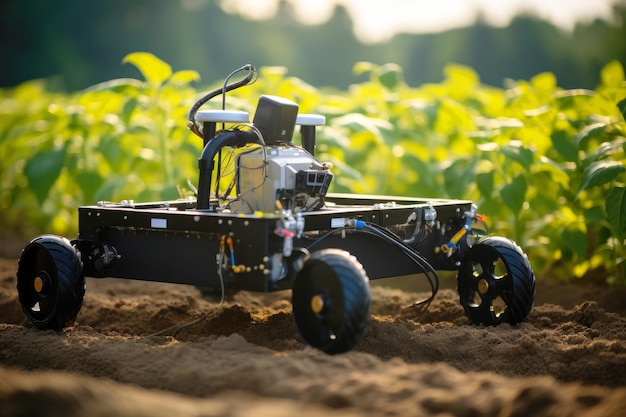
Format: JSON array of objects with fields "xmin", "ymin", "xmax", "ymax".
[
  {"xmin": 424, "ymin": 203, "xmax": 437, "ymax": 227},
  {"xmin": 463, "ymin": 204, "xmax": 478, "ymax": 231},
  {"xmin": 346, "ymin": 219, "xmax": 366, "ymax": 229},
  {"xmin": 274, "ymin": 210, "xmax": 304, "ymax": 257}
]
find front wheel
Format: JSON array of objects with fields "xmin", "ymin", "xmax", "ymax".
[
  {"xmin": 292, "ymin": 249, "xmax": 371, "ymax": 354},
  {"xmin": 17, "ymin": 235, "xmax": 86, "ymax": 329},
  {"xmin": 457, "ymin": 236, "xmax": 535, "ymax": 326}
]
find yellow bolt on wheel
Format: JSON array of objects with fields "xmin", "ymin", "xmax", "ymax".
[
  {"xmin": 478, "ymin": 278, "xmax": 490, "ymax": 295},
  {"xmin": 33, "ymin": 276, "xmax": 44, "ymax": 293},
  {"xmin": 311, "ymin": 294, "xmax": 325, "ymax": 314}
]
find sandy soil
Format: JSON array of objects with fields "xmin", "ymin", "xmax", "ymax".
[{"xmin": 1, "ymin": 254, "xmax": 626, "ymax": 417}]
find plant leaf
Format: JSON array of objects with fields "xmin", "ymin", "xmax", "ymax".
[
  {"xmin": 332, "ymin": 113, "xmax": 393, "ymax": 144},
  {"xmin": 618, "ymin": 98, "xmax": 626, "ymax": 123},
  {"xmin": 575, "ymin": 122, "xmax": 610, "ymax": 150},
  {"xmin": 531, "ymin": 72, "xmax": 557, "ymax": 93},
  {"xmin": 476, "ymin": 171, "xmax": 494, "ymax": 197},
  {"xmin": 583, "ymin": 139, "xmax": 626, "ymax": 165},
  {"xmin": 122, "ymin": 52, "xmax": 172, "ymax": 86},
  {"xmin": 379, "ymin": 64, "xmax": 403, "ymax": 90},
  {"xmin": 577, "ymin": 160, "xmax": 625, "ymax": 196},
  {"xmin": 563, "ymin": 223, "xmax": 588, "ymax": 260},
  {"xmin": 443, "ymin": 157, "xmax": 476, "ymax": 198},
  {"xmin": 169, "ymin": 70, "xmax": 201, "ymax": 85},
  {"xmin": 24, "ymin": 144, "xmax": 67, "ymax": 204},
  {"xmin": 76, "ymin": 171, "xmax": 105, "ymax": 204},
  {"xmin": 550, "ymin": 130, "xmax": 578, "ymax": 162},
  {"xmin": 121, "ymin": 97, "xmax": 139, "ymax": 126},
  {"xmin": 502, "ymin": 142, "xmax": 534, "ymax": 170},
  {"xmin": 501, "ymin": 174, "xmax": 527, "ymax": 213},
  {"xmin": 353, "ymin": 61, "xmax": 376, "ymax": 76},
  {"xmin": 82, "ymin": 78, "xmax": 143, "ymax": 94},
  {"xmin": 606, "ymin": 186, "xmax": 626, "ymax": 243},
  {"xmin": 444, "ymin": 64, "xmax": 479, "ymax": 87},
  {"xmin": 600, "ymin": 60, "xmax": 625, "ymax": 88}
]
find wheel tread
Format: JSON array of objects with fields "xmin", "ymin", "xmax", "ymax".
[
  {"xmin": 17, "ymin": 235, "xmax": 85, "ymax": 329},
  {"xmin": 458, "ymin": 237, "xmax": 536, "ymax": 326},
  {"xmin": 293, "ymin": 249, "xmax": 371, "ymax": 354}
]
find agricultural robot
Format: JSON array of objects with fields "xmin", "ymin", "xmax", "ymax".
[{"xmin": 16, "ymin": 65, "xmax": 536, "ymax": 354}]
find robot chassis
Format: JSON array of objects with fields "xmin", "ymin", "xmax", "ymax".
[{"xmin": 16, "ymin": 65, "xmax": 536, "ymax": 354}]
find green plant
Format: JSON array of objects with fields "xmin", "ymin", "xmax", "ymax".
[
  {"xmin": 1, "ymin": 53, "xmax": 625, "ymax": 283},
  {"xmin": 1, "ymin": 53, "xmax": 201, "ymax": 237}
]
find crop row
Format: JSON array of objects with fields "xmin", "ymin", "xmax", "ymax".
[{"xmin": 1, "ymin": 53, "xmax": 624, "ymax": 283}]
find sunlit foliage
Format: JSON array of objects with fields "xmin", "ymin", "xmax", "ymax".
[{"xmin": 1, "ymin": 53, "xmax": 625, "ymax": 283}]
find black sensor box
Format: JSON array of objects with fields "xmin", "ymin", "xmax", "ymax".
[{"xmin": 252, "ymin": 95, "xmax": 299, "ymax": 144}]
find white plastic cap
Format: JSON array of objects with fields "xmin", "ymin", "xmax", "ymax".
[
  {"xmin": 195, "ymin": 110, "xmax": 250, "ymax": 123},
  {"xmin": 296, "ymin": 114, "xmax": 326, "ymax": 126}
]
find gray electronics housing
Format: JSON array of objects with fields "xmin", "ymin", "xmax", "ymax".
[
  {"xmin": 229, "ymin": 95, "xmax": 333, "ymax": 213},
  {"xmin": 231, "ymin": 146, "xmax": 333, "ymax": 213}
]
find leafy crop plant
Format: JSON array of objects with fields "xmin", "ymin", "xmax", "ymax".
[{"xmin": 1, "ymin": 54, "xmax": 624, "ymax": 283}]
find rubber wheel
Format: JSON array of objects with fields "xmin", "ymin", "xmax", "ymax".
[
  {"xmin": 17, "ymin": 235, "xmax": 86, "ymax": 329},
  {"xmin": 292, "ymin": 249, "xmax": 371, "ymax": 354},
  {"xmin": 457, "ymin": 236, "xmax": 535, "ymax": 326}
]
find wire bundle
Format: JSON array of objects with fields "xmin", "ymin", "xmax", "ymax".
[{"xmin": 304, "ymin": 219, "xmax": 439, "ymax": 321}]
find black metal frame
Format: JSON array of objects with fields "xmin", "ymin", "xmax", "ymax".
[{"xmin": 75, "ymin": 193, "xmax": 474, "ymax": 292}]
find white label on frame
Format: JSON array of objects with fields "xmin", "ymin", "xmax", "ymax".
[
  {"xmin": 331, "ymin": 218, "xmax": 346, "ymax": 228},
  {"xmin": 151, "ymin": 218, "xmax": 167, "ymax": 229}
]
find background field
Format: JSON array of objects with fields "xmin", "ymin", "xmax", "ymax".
[{"xmin": 1, "ymin": 53, "xmax": 625, "ymax": 284}]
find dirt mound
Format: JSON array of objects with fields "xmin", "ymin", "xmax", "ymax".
[{"xmin": 1, "ymin": 257, "xmax": 625, "ymax": 417}]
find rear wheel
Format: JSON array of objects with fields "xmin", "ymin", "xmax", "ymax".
[
  {"xmin": 292, "ymin": 249, "xmax": 371, "ymax": 354},
  {"xmin": 457, "ymin": 236, "xmax": 535, "ymax": 325},
  {"xmin": 17, "ymin": 235, "xmax": 85, "ymax": 329}
]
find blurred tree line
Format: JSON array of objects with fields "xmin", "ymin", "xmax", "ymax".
[{"xmin": 1, "ymin": 0, "xmax": 625, "ymax": 91}]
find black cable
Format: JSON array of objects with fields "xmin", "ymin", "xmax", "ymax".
[
  {"xmin": 215, "ymin": 146, "xmax": 237, "ymax": 207},
  {"xmin": 361, "ymin": 223, "xmax": 439, "ymax": 313},
  {"xmin": 221, "ymin": 65, "xmax": 255, "ymax": 112},
  {"xmin": 303, "ymin": 221, "xmax": 439, "ymax": 320},
  {"xmin": 187, "ymin": 64, "xmax": 256, "ymax": 138},
  {"xmin": 215, "ymin": 66, "xmax": 256, "ymax": 194}
]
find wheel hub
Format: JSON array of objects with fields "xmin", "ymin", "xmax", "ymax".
[
  {"xmin": 477, "ymin": 278, "xmax": 490, "ymax": 295},
  {"xmin": 33, "ymin": 276, "xmax": 44, "ymax": 293},
  {"xmin": 33, "ymin": 272, "xmax": 50, "ymax": 295},
  {"xmin": 311, "ymin": 294, "xmax": 325, "ymax": 314}
]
